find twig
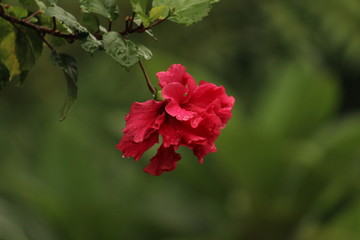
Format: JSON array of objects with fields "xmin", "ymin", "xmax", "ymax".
[
  {"xmin": 0, "ymin": 5, "xmax": 78, "ymax": 40},
  {"xmin": 120, "ymin": 16, "xmax": 169, "ymax": 36},
  {"xmin": 0, "ymin": 4, "xmax": 169, "ymax": 42}
]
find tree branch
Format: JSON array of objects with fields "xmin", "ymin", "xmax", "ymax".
[
  {"xmin": 120, "ymin": 17, "xmax": 169, "ymax": 36},
  {"xmin": 0, "ymin": 4, "xmax": 169, "ymax": 42},
  {"xmin": 0, "ymin": 5, "xmax": 78, "ymax": 41}
]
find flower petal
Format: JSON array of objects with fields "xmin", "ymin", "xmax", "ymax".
[
  {"xmin": 162, "ymin": 82, "xmax": 187, "ymax": 102},
  {"xmin": 191, "ymin": 136, "xmax": 218, "ymax": 164},
  {"xmin": 190, "ymin": 81, "xmax": 234, "ymax": 109},
  {"xmin": 122, "ymin": 100, "xmax": 165, "ymax": 143},
  {"xmin": 156, "ymin": 64, "xmax": 188, "ymax": 88},
  {"xmin": 165, "ymin": 101, "xmax": 195, "ymax": 121},
  {"xmin": 187, "ymin": 81, "xmax": 235, "ymax": 127},
  {"xmin": 117, "ymin": 132, "xmax": 159, "ymax": 161},
  {"xmin": 159, "ymin": 117, "xmax": 182, "ymax": 147},
  {"xmin": 143, "ymin": 145, "xmax": 181, "ymax": 176},
  {"xmin": 161, "ymin": 82, "xmax": 196, "ymax": 121}
]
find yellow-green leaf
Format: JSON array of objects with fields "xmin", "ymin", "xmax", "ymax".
[{"xmin": 149, "ymin": 5, "xmax": 169, "ymax": 22}]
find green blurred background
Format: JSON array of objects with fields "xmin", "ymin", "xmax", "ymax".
[{"xmin": 1, "ymin": 0, "xmax": 360, "ymax": 239}]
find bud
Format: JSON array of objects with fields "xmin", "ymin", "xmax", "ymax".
[{"xmin": 154, "ymin": 89, "xmax": 165, "ymax": 101}]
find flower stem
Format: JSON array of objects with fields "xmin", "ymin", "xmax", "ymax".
[{"xmin": 138, "ymin": 61, "xmax": 156, "ymax": 95}]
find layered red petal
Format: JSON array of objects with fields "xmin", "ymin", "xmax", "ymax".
[
  {"xmin": 118, "ymin": 64, "xmax": 234, "ymax": 175},
  {"xmin": 143, "ymin": 145, "xmax": 181, "ymax": 176},
  {"xmin": 117, "ymin": 132, "xmax": 159, "ymax": 161},
  {"xmin": 122, "ymin": 100, "xmax": 165, "ymax": 143}
]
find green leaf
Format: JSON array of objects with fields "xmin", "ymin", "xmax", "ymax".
[
  {"xmin": 98, "ymin": 25, "xmax": 108, "ymax": 33},
  {"xmin": 82, "ymin": 13, "xmax": 100, "ymax": 33},
  {"xmin": 152, "ymin": 0, "xmax": 219, "ymax": 25},
  {"xmin": 149, "ymin": 5, "xmax": 169, "ymax": 22},
  {"xmin": 79, "ymin": 0, "xmax": 119, "ymax": 21},
  {"xmin": 45, "ymin": 5, "xmax": 87, "ymax": 33},
  {"xmin": 80, "ymin": 34, "xmax": 102, "ymax": 54},
  {"xmin": 49, "ymin": 35, "xmax": 68, "ymax": 47},
  {"xmin": 103, "ymin": 31, "xmax": 152, "ymax": 68},
  {"xmin": 130, "ymin": 0, "xmax": 150, "ymax": 27},
  {"xmin": 11, "ymin": 27, "xmax": 43, "ymax": 85},
  {"xmin": 0, "ymin": 62, "xmax": 10, "ymax": 89},
  {"xmin": 19, "ymin": 0, "xmax": 47, "ymax": 11},
  {"xmin": 51, "ymin": 52, "xmax": 78, "ymax": 121},
  {"xmin": 35, "ymin": 0, "xmax": 48, "ymax": 11},
  {"xmin": 0, "ymin": 24, "xmax": 21, "ymax": 80},
  {"xmin": 7, "ymin": 6, "xmax": 28, "ymax": 18},
  {"xmin": 47, "ymin": 0, "xmax": 59, "ymax": 4},
  {"xmin": 137, "ymin": 43, "xmax": 153, "ymax": 60},
  {"xmin": 0, "ymin": 17, "xmax": 43, "ymax": 86},
  {"xmin": 16, "ymin": 28, "xmax": 43, "ymax": 72}
]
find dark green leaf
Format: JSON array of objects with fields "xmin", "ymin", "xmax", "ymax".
[
  {"xmin": 103, "ymin": 31, "xmax": 152, "ymax": 68},
  {"xmin": 79, "ymin": 0, "xmax": 119, "ymax": 21},
  {"xmin": 51, "ymin": 52, "xmax": 78, "ymax": 121},
  {"xmin": 9, "ymin": 27, "xmax": 43, "ymax": 85},
  {"xmin": 82, "ymin": 13, "xmax": 100, "ymax": 33},
  {"xmin": 0, "ymin": 17, "xmax": 14, "ymax": 40},
  {"xmin": 49, "ymin": 35, "xmax": 68, "ymax": 47},
  {"xmin": 0, "ymin": 18, "xmax": 42, "ymax": 84},
  {"xmin": 45, "ymin": 5, "xmax": 87, "ymax": 33},
  {"xmin": 130, "ymin": 0, "xmax": 150, "ymax": 27},
  {"xmin": 16, "ymin": 70, "xmax": 29, "ymax": 86},
  {"xmin": 16, "ymin": 28, "xmax": 43, "ymax": 72},
  {"xmin": 0, "ymin": 19, "xmax": 20, "ymax": 80},
  {"xmin": 152, "ymin": 0, "xmax": 219, "ymax": 25},
  {"xmin": 0, "ymin": 62, "xmax": 10, "ymax": 89}
]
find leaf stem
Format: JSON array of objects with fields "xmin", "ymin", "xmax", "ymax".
[
  {"xmin": 52, "ymin": 16, "xmax": 57, "ymax": 31},
  {"xmin": 39, "ymin": 33, "xmax": 55, "ymax": 51},
  {"xmin": 138, "ymin": 61, "xmax": 156, "ymax": 95},
  {"xmin": 129, "ymin": 12, "xmax": 135, "ymax": 30},
  {"xmin": 24, "ymin": 10, "xmax": 41, "ymax": 22},
  {"xmin": 108, "ymin": 20, "xmax": 112, "ymax": 32}
]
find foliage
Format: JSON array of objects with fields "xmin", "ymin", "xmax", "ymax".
[
  {"xmin": 0, "ymin": 0, "xmax": 360, "ymax": 239},
  {"xmin": 103, "ymin": 31, "xmax": 152, "ymax": 68},
  {"xmin": 50, "ymin": 51, "xmax": 78, "ymax": 121},
  {"xmin": 0, "ymin": 0, "xmax": 219, "ymax": 119}
]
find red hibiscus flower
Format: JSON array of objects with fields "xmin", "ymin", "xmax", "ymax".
[{"xmin": 117, "ymin": 64, "xmax": 235, "ymax": 176}]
